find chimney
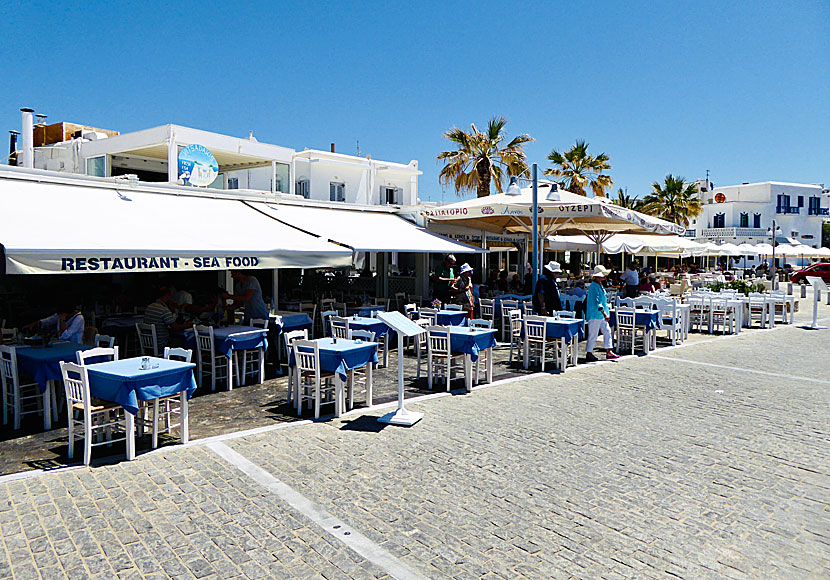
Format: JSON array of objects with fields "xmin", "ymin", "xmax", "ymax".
[
  {"xmin": 20, "ymin": 108, "xmax": 34, "ymax": 168},
  {"xmin": 8, "ymin": 130, "xmax": 19, "ymax": 166},
  {"xmin": 330, "ymin": 143, "xmax": 335, "ymax": 153},
  {"xmin": 35, "ymin": 113, "xmax": 47, "ymax": 126}
]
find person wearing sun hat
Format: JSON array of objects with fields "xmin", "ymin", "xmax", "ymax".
[
  {"xmin": 585, "ymin": 265, "xmax": 619, "ymax": 362},
  {"xmin": 452, "ymin": 263, "xmax": 475, "ymax": 316},
  {"xmin": 533, "ymin": 261, "xmax": 563, "ymax": 316}
]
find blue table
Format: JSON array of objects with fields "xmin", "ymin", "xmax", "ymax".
[
  {"xmin": 432, "ymin": 327, "xmax": 497, "ymax": 391},
  {"xmin": 609, "ymin": 309, "xmax": 662, "ymax": 332},
  {"xmin": 184, "ymin": 325, "xmax": 268, "ymax": 387},
  {"xmin": 290, "ymin": 338, "xmax": 378, "ymax": 417},
  {"xmin": 86, "ymin": 357, "xmax": 196, "ymax": 460},
  {"xmin": 522, "ymin": 317, "xmax": 583, "ymax": 371},
  {"xmin": 436, "ymin": 310, "xmax": 467, "ymax": 326},
  {"xmin": 354, "ymin": 305, "xmax": 386, "ymax": 317}
]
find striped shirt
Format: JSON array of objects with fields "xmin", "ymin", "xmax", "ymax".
[{"xmin": 143, "ymin": 300, "xmax": 175, "ymax": 348}]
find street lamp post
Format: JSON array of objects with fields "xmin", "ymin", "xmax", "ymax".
[
  {"xmin": 768, "ymin": 219, "xmax": 782, "ymax": 289},
  {"xmin": 531, "ymin": 163, "xmax": 539, "ymax": 292}
]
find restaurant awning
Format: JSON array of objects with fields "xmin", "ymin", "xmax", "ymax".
[
  {"xmin": 248, "ymin": 201, "xmax": 482, "ymax": 254},
  {"xmin": 0, "ymin": 174, "xmax": 353, "ymax": 274}
]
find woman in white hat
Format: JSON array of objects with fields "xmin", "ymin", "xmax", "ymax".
[
  {"xmin": 452, "ymin": 263, "xmax": 475, "ymax": 317},
  {"xmin": 585, "ymin": 265, "xmax": 619, "ymax": 362}
]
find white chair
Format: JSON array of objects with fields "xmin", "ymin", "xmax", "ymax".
[
  {"xmin": 709, "ymin": 298, "xmax": 736, "ymax": 335},
  {"xmin": 687, "ymin": 296, "xmax": 709, "ymax": 333},
  {"xmin": 469, "ymin": 319, "xmax": 492, "ymax": 329},
  {"xmin": 135, "ymin": 323, "xmax": 159, "ymax": 357},
  {"xmin": 521, "ymin": 301, "xmax": 534, "ymax": 316},
  {"xmin": 137, "ymin": 347, "xmax": 194, "ymax": 450},
  {"xmin": 250, "ymin": 318, "xmax": 269, "ymax": 329},
  {"xmin": 229, "ymin": 330, "xmax": 266, "ymax": 385},
  {"xmin": 615, "ymin": 308, "xmax": 647, "ymax": 354},
  {"xmin": 347, "ymin": 329, "xmax": 375, "ymax": 408},
  {"xmin": 524, "ymin": 315, "xmax": 556, "ymax": 371},
  {"xmin": 300, "ymin": 302, "xmax": 318, "ymax": 337},
  {"xmin": 413, "ymin": 319, "xmax": 430, "ymax": 379},
  {"xmin": 393, "ymin": 292, "xmax": 408, "ymax": 312},
  {"xmin": 507, "ymin": 309, "xmax": 524, "ymax": 364},
  {"xmin": 427, "ymin": 326, "xmax": 465, "ymax": 391},
  {"xmin": 1, "ymin": 328, "xmax": 17, "ymax": 344},
  {"xmin": 404, "ymin": 303, "xmax": 418, "ymax": 320},
  {"xmin": 319, "ymin": 310, "xmax": 338, "ymax": 337},
  {"xmin": 469, "ymin": 319, "xmax": 493, "ymax": 382},
  {"xmin": 292, "ymin": 339, "xmax": 336, "ymax": 419},
  {"xmin": 92, "ymin": 334, "xmax": 115, "ymax": 348},
  {"xmin": 59, "ymin": 361, "xmax": 127, "ymax": 466},
  {"xmin": 552, "ymin": 310, "xmax": 576, "ymax": 319},
  {"xmin": 479, "ymin": 299, "xmax": 495, "ymax": 324},
  {"xmin": 418, "ymin": 308, "xmax": 438, "ymax": 326},
  {"xmin": 76, "ymin": 346, "xmax": 119, "ymax": 365},
  {"xmin": 654, "ymin": 299, "xmax": 683, "ymax": 345},
  {"xmin": 193, "ymin": 325, "xmax": 230, "ymax": 391},
  {"xmin": 500, "ymin": 300, "xmax": 519, "ymax": 341},
  {"xmin": 0, "ymin": 345, "xmax": 43, "ymax": 429},
  {"xmin": 443, "ymin": 303, "xmax": 463, "ymax": 311},
  {"xmin": 330, "ymin": 316, "xmax": 350, "ymax": 339},
  {"xmin": 283, "ymin": 329, "xmax": 308, "ymax": 404},
  {"xmin": 320, "ymin": 298, "xmax": 337, "ymax": 313}
]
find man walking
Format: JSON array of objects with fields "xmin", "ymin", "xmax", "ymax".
[
  {"xmin": 585, "ymin": 265, "xmax": 619, "ymax": 362},
  {"xmin": 533, "ymin": 261, "xmax": 563, "ymax": 316}
]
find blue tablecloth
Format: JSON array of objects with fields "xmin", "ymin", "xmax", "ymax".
[
  {"xmin": 290, "ymin": 338, "xmax": 378, "ymax": 382},
  {"xmin": 347, "ymin": 316, "xmax": 389, "ymax": 338},
  {"xmin": 85, "ymin": 357, "xmax": 197, "ymax": 416},
  {"xmin": 270, "ymin": 312, "xmax": 313, "ymax": 333},
  {"xmin": 184, "ymin": 325, "xmax": 268, "ymax": 357},
  {"xmin": 355, "ymin": 305, "xmax": 386, "ymax": 317},
  {"xmin": 539, "ymin": 317, "xmax": 584, "ymax": 342},
  {"xmin": 437, "ymin": 310, "xmax": 467, "ymax": 326},
  {"xmin": 448, "ymin": 327, "xmax": 497, "ymax": 362},
  {"xmin": 609, "ymin": 309, "xmax": 662, "ymax": 332},
  {"xmin": 14, "ymin": 343, "xmax": 94, "ymax": 393},
  {"xmin": 98, "ymin": 315, "xmax": 144, "ymax": 334}
]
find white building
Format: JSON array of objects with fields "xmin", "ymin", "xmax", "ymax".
[
  {"xmin": 687, "ymin": 181, "xmax": 829, "ymax": 252},
  {"xmin": 22, "ymin": 114, "xmax": 420, "ymax": 207}
]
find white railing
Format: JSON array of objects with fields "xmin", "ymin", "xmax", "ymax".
[{"xmin": 702, "ymin": 227, "xmax": 766, "ymax": 239}]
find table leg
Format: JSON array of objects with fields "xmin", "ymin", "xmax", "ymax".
[
  {"xmin": 275, "ymin": 331, "xmax": 284, "ymax": 376},
  {"xmin": 560, "ymin": 337, "xmax": 567, "ymax": 371},
  {"xmin": 464, "ymin": 355, "xmax": 472, "ymax": 392},
  {"xmin": 180, "ymin": 391, "xmax": 189, "ymax": 444},
  {"xmin": 42, "ymin": 381, "xmax": 52, "ymax": 430},
  {"xmin": 151, "ymin": 400, "xmax": 159, "ymax": 449},
  {"xmin": 227, "ymin": 354, "xmax": 234, "ymax": 390},
  {"xmin": 486, "ymin": 347, "xmax": 493, "ymax": 383},
  {"xmin": 259, "ymin": 347, "xmax": 265, "ymax": 384},
  {"xmin": 383, "ymin": 333, "xmax": 389, "ymax": 368},
  {"xmin": 126, "ymin": 412, "xmax": 135, "ymax": 460},
  {"xmin": 334, "ymin": 375, "xmax": 343, "ymax": 418},
  {"xmin": 523, "ymin": 336, "xmax": 529, "ymax": 370},
  {"xmin": 365, "ymin": 362, "xmax": 373, "ymax": 407}
]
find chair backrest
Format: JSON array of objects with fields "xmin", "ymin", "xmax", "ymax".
[
  {"xmin": 135, "ymin": 322, "xmax": 158, "ymax": 356},
  {"xmin": 469, "ymin": 318, "xmax": 493, "ymax": 329},
  {"xmin": 0, "ymin": 345, "xmax": 19, "ymax": 387},
  {"xmin": 521, "ymin": 301, "xmax": 534, "ymax": 315},
  {"xmin": 292, "ymin": 339, "xmax": 320, "ymax": 374},
  {"xmin": 283, "ymin": 329, "xmax": 309, "ymax": 359},
  {"xmin": 164, "ymin": 347, "xmax": 193, "ymax": 362},
  {"xmin": 404, "ymin": 303, "xmax": 418, "ymax": 319},
  {"xmin": 501, "ymin": 299, "xmax": 519, "ymax": 312},
  {"xmin": 409, "ymin": 295, "xmax": 423, "ymax": 307},
  {"xmin": 509, "ymin": 310, "xmax": 523, "ymax": 337},
  {"xmin": 479, "ymin": 299, "xmax": 495, "ymax": 320},
  {"xmin": 524, "ymin": 315, "xmax": 547, "ymax": 341},
  {"xmin": 418, "ymin": 308, "xmax": 438, "ymax": 325},
  {"xmin": 373, "ymin": 297, "xmax": 388, "ymax": 307},
  {"xmin": 320, "ymin": 298, "xmax": 336, "ymax": 310},
  {"xmin": 333, "ymin": 302, "xmax": 348, "ymax": 315},
  {"xmin": 320, "ymin": 310, "xmax": 338, "ymax": 336},
  {"xmin": 427, "ymin": 326, "xmax": 450, "ymax": 355},
  {"xmin": 553, "ymin": 310, "xmax": 576, "ymax": 319},
  {"xmin": 616, "ymin": 307, "xmax": 636, "ymax": 329},
  {"xmin": 617, "ymin": 298, "xmax": 635, "ymax": 307},
  {"xmin": 93, "ymin": 333, "xmax": 115, "ymax": 348},
  {"xmin": 76, "ymin": 346, "xmax": 119, "ymax": 365},
  {"xmin": 443, "ymin": 304, "xmax": 462, "ymax": 311},
  {"xmin": 250, "ymin": 318, "xmax": 269, "ymax": 329},
  {"xmin": 349, "ymin": 329, "xmax": 376, "ymax": 342},
  {"xmin": 0, "ymin": 328, "xmax": 17, "ymax": 344},
  {"xmin": 59, "ymin": 361, "xmax": 91, "ymax": 410},
  {"xmin": 192, "ymin": 325, "xmax": 215, "ymax": 357},
  {"xmin": 330, "ymin": 316, "xmax": 350, "ymax": 339}
]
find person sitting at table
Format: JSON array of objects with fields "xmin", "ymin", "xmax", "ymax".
[
  {"xmin": 509, "ymin": 274, "xmax": 524, "ymax": 293},
  {"xmin": 144, "ymin": 286, "xmax": 191, "ymax": 348},
  {"xmin": 497, "ymin": 270, "xmax": 509, "ymax": 293},
  {"xmin": 533, "ymin": 261, "xmax": 563, "ymax": 316},
  {"xmin": 451, "ymin": 263, "xmax": 475, "ymax": 316},
  {"xmin": 23, "ymin": 303, "xmax": 85, "ymax": 343},
  {"xmin": 222, "ymin": 270, "xmax": 269, "ymax": 324},
  {"xmin": 639, "ymin": 276, "xmax": 658, "ymax": 294},
  {"xmin": 585, "ymin": 266, "xmax": 619, "ymax": 363},
  {"xmin": 620, "ymin": 263, "xmax": 640, "ymax": 298}
]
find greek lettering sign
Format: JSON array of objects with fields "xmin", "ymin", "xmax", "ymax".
[{"xmin": 178, "ymin": 144, "xmax": 219, "ymax": 187}]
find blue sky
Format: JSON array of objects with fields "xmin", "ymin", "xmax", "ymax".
[{"xmin": 0, "ymin": 1, "xmax": 827, "ymax": 202}]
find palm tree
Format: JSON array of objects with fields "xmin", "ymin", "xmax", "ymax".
[
  {"xmin": 640, "ymin": 174, "xmax": 703, "ymax": 226},
  {"xmin": 437, "ymin": 117, "xmax": 533, "ymax": 198},
  {"xmin": 612, "ymin": 187, "xmax": 640, "ymax": 210},
  {"xmin": 544, "ymin": 140, "xmax": 613, "ymax": 196}
]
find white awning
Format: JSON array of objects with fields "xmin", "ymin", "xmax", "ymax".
[
  {"xmin": 249, "ymin": 202, "xmax": 481, "ymax": 253},
  {"xmin": 0, "ymin": 176, "xmax": 353, "ymax": 274}
]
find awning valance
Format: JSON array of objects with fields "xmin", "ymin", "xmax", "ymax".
[
  {"xmin": 0, "ymin": 176, "xmax": 352, "ymax": 274},
  {"xmin": 248, "ymin": 202, "xmax": 482, "ymax": 254}
]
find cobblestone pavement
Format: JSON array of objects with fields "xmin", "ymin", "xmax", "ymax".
[{"xmin": 0, "ymin": 292, "xmax": 827, "ymax": 579}]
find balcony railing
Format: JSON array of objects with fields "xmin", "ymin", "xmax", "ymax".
[
  {"xmin": 808, "ymin": 207, "xmax": 829, "ymax": 216},
  {"xmin": 701, "ymin": 227, "xmax": 767, "ymax": 239},
  {"xmin": 777, "ymin": 206, "xmax": 800, "ymax": 214}
]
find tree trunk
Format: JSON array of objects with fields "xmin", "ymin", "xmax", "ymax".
[{"xmin": 476, "ymin": 158, "xmax": 491, "ymax": 198}]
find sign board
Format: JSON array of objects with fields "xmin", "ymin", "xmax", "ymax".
[
  {"xmin": 805, "ymin": 276, "xmax": 828, "ymax": 330},
  {"xmin": 715, "ymin": 192, "xmax": 726, "ymax": 203},
  {"xmin": 377, "ymin": 311, "xmax": 426, "ymax": 338},
  {"xmin": 806, "ymin": 276, "xmax": 828, "ymax": 293},
  {"xmin": 178, "ymin": 144, "xmax": 218, "ymax": 187}
]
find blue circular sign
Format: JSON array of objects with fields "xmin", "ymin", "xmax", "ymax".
[{"xmin": 178, "ymin": 144, "xmax": 218, "ymax": 187}]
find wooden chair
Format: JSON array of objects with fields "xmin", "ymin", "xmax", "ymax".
[
  {"xmin": 347, "ymin": 329, "xmax": 375, "ymax": 408},
  {"xmin": 59, "ymin": 361, "xmax": 126, "ymax": 465},
  {"xmin": 413, "ymin": 319, "xmax": 430, "ymax": 378},
  {"xmin": 479, "ymin": 299, "xmax": 495, "ymax": 324},
  {"xmin": 140, "ymin": 347, "xmax": 194, "ymax": 449},
  {"xmin": 193, "ymin": 325, "xmax": 230, "ymax": 391},
  {"xmin": 507, "ymin": 309, "xmax": 524, "ymax": 363},
  {"xmin": 320, "ymin": 310, "xmax": 339, "ymax": 337},
  {"xmin": 291, "ymin": 339, "xmax": 336, "ymax": 419},
  {"xmin": 615, "ymin": 308, "xmax": 646, "ymax": 354},
  {"xmin": 500, "ymin": 300, "xmax": 519, "ymax": 341},
  {"xmin": 0, "ymin": 345, "xmax": 43, "ymax": 429},
  {"xmin": 418, "ymin": 308, "xmax": 438, "ymax": 326},
  {"xmin": 76, "ymin": 346, "xmax": 119, "ymax": 365},
  {"xmin": 93, "ymin": 334, "xmax": 115, "ymax": 348},
  {"xmin": 427, "ymin": 325, "xmax": 465, "ymax": 391},
  {"xmin": 443, "ymin": 304, "xmax": 463, "ymax": 311},
  {"xmin": 283, "ymin": 330, "xmax": 308, "ymax": 405},
  {"xmin": 524, "ymin": 315, "xmax": 556, "ymax": 371},
  {"xmin": 330, "ymin": 316, "xmax": 350, "ymax": 339},
  {"xmin": 135, "ymin": 322, "xmax": 159, "ymax": 357}
]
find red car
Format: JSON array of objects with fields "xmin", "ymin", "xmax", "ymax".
[{"xmin": 790, "ymin": 263, "xmax": 830, "ymax": 284}]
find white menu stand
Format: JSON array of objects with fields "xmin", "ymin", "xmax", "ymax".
[
  {"xmin": 376, "ymin": 311, "xmax": 426, "ymax": 426},
  {"xmin": 805, "ymin": 277, "xmax": 828, "ymax": 330}
]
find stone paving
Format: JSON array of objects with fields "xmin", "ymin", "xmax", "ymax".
[{"xmin": 0, "ymin": 291, "xmax": 827, "ymax": 579}]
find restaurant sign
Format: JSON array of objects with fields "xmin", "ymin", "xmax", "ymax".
[
  {"xmin": 178, "ymin": 144, "xmax": 219, "ymax": 187},
  {"xmin": 5, "ymin": 253, "xmax": 274, "ymax": 275}
]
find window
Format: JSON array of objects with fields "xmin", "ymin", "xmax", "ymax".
[
  {"xmin": 227, "ymin": 177, "xmax": 239, "ymax": 190},
  {"xmin": 86, "ymin": 156, "xmax": 106, "ymax": 177},
  {"xmin": 753, "ymin": 213, "xmax": 761, "ymax": 228},
  {"xmin": 382, "ymin": 186, "xmax": 400, "ymax": 205},
  {"xmin": 330, "ymin": 182, "xmax": 345, "ymax": 202},
  {"xmin": 713, "ymin": 213, "xmax": 725, "ymax": 228},
  {"xmin": 739, "ymin": 212, "xmax": 748, "ymax": 228},
  {"xmin": 797, "ymin": 195, "xmax": 804, "ymax": 207},
  {"xmin": 777, "ymin": 194, "xmax": 790, "ymax": 213},
  {"xmin": 296, "ymin": 179, "xmax": 309, "ymax": 199},
  {"xmin": 274, "ymin": 163, "xmax": 290, "ymax": 194},
  {"xmin": 808, "ymin": 196, "xmax": 821, "ymax": 215}
]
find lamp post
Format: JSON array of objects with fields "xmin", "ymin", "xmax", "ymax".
[
  {"xmin": 506, "ymin": 164, "xmax": 540, "ymax": 291},
  {"xmin": 768, "ymin": 219, "xmax": 782, "ymax": 289}
]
